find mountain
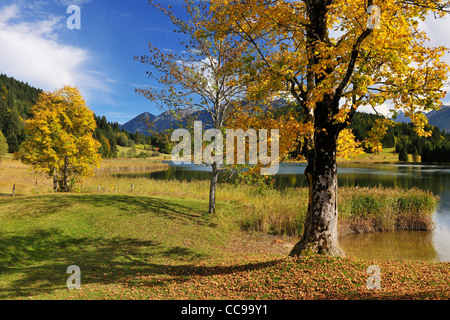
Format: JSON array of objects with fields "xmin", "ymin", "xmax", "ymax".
[
  {"xmin": 119, "ymin": 109, "xmax": 214, "ymax": 135},
  {"xmin": 119, "ymin": 112, "xmax": 156, "ymax": 135},
  {"xmin": 393, "ymin": 106, "xmax": 450, "ymax": 133},
  {"xmin": 426, "ymin": 106, "xmax": 450, "ymax": 133},
  {"xmin": 119, "ymin": 99, "xmax": 292, "ymax": 135},
  {"xmin": 119, "ymin": 104, "xmax": 266, "ymax": 135},
  {"xmin": 392, "ymin": 111, "xmax": 411, "ymax": 123},
  {"xmin": 150, "ymin": 108, "xmax": 210, "ymax": 131}
]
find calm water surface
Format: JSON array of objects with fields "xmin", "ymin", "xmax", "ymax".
[{"xmin": 125, "ymin": 162, "xmax": 450, "ymax": 262}]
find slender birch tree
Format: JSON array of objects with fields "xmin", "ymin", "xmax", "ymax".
[{"xmin": 135, "ymin": 0, "xmax": 250, "ymax": 214}]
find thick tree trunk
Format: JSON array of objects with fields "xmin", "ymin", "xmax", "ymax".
[
  {"xmin": 290, "ymin": 131, "xmax": 345, "ymax": 257},
  {"xmin": 289, "ymin": 0, "xmax": 364, "ymax": 257},
  {"xmin": 208, "ymin": 162, "xmax": 219, "ymax": 214},
  {"xmin": 290, "ymin": 99, "xmax": 346, "ymax": 257}
]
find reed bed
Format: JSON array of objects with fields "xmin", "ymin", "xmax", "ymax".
[{"xmin": 337, "ymin": 187, "xmax": 438, "ymax": 236}]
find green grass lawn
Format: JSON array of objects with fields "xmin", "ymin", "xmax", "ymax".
[
  {"xmin": 116, "ymin": 144, "xmax": 172, "ymax": 159},
  {"xmin": 0, "ymin": 192, "xmax": 448, "ymax": 300},
  {"xmin": 0, "ymin": 193, "xmax": 240, "ymax": 299}
]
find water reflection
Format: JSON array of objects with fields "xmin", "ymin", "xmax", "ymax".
[
  {"xmin": 117, "ymin": 161, "xmax": 450, "ymax": 262},
  {"xmin": 339, "ymin": 230, "xmax": 438, "ymax": 261}
]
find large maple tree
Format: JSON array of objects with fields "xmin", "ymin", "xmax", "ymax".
[{"xmin": 210, "ymin": 0, "xmax": 450, "ymax": 256}]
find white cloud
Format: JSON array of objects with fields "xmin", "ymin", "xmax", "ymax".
[
  {"xmin": 357, "ymin": 103, "xmax": 392, "ymax": 117},
  {"xmin": 53, "ymin": 0, "xmax": 91, "ymax": 7},
  {"xmin": 0, "ymin": 3, "xmax": 19, "ymax": 22},
  {"xmin": 359, "ymin": 14, "xmax": 450, "ymax": 115},
  {"xmin": 105, "ymin": 78, "xmax": 122, "ymax": 84},
  {"xmin": 0, "ymin": 3, "xmax": 108, "ymax": 100},
  {"xmin": 131, "ymin": 83, "xmax": 158, "ymax": 90}
]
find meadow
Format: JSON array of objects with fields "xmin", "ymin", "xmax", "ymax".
[{"xmin": 0, "ymin": 155, "xmax": 448, "ymax": 300}]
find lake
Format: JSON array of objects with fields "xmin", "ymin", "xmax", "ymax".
[{"xmin": 127, "ymin": 161, "xmax": 450, "ymax": 262}]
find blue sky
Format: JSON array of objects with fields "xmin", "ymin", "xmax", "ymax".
[
  {"xmin": 1, "ymin": 0, "xmax": 450, "ymax": 124},
  {"xmin": 0, "ymin": 0, "xmax": 190, "ymax": 124}
]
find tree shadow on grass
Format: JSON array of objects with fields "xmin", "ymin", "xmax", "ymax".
[
  {"xmin": 1, "ymin": 195, "xmax": 81, "ymax": 219},
  {"xmin": 71, "ymin": 194, "xmax": 206, "ymax": 223},
  {"xmin": 0, "ymin": 193, "xmax": 12, "ymax": 197},
  {"xmin": 74, "ymin": 193, "xmax": 219, "ymax": 227},
  {"xmin": 0, "ymin": 228, "xmax": 282, "ymax": 299},
  {"xmin": 1, "ymin": 193, "xmax": 215, "ymax": 226}
]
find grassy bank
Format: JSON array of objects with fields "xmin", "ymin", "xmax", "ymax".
[
  {"xmin": 78, "ymin": 177, "xmax": 438, "ymax": 238},
  {"xmin": 0, "ymin": 193, "xmax": 448, "ymax": 300},
  {"xmin": 337, "ymin": 147, "xmax": 401, "ymax": 164},
  {"xmin": 0, "ymin": 157, "xmax": 169, "ymax": 196},
  {"xmin": 276, "ymin": 147, "xmax": 421, "ymax": 164},
  {"xmin": 338, "ymin": 187, "xmax": 437, "ymax": 236}
]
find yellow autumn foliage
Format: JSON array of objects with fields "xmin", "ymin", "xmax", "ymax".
[{"xmin": 16, "ymin": 86, "xmax": 101, "ymax": 190}]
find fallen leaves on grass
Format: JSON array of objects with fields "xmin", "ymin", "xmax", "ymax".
[{"xmin": 65, "ymin": 255, "xmax": 449, "ymax": 300}]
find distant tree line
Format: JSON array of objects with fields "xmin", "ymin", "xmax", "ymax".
[
  {"xmin": 2, "ymin": 73, "xmax": 449, "ymax": 162},
  {"xmin": 93, "ymin": 115, "xmax": 119, "ymax": 158},
  {"xmin": 273, "ymin": 103, "xmax": 450, "ymax": 164},
  {"xmin": 349, "ymin": 112, "xmax": 450, "ymax": 163},
  {"xmin": 93, "ymin": 115, "xmax": 156, "ymax": 158}
]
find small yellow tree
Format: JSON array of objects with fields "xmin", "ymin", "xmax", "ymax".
[{"xmin": 17, "ymin": 86, "xmax": 101, "ymax": 192}]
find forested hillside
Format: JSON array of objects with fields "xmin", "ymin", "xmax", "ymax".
[
  {"xmin": 0, "ymin": 74, "xmax": 42, "ymax": 153},
  {"xmin": 93, "ymin": 115, "xmax": 152, "ymax": 158}
]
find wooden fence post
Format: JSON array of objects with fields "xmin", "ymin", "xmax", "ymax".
[{"xmin": 12, "ymin": 184, "xmax": 15, "ymax": 197}]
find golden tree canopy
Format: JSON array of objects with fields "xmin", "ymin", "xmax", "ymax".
[
  {"xmin": 17, "ymin": 86, "xmax": 101, "ymax": 188},
  {"xmin": 210, "ymin": 0, "xmax": 449, "ymax": 147}
]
